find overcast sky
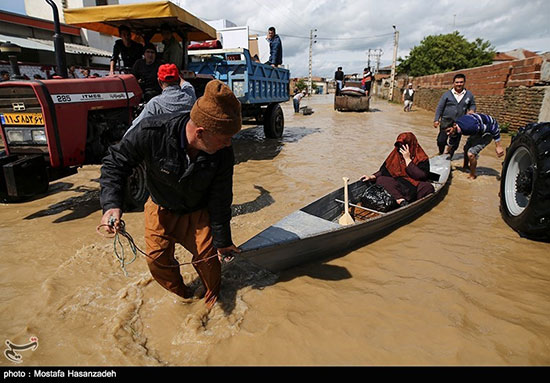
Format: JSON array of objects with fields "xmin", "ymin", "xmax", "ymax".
[{"xmin": 2, "ymin": 0, "xmax": 549, "ymax": 78}]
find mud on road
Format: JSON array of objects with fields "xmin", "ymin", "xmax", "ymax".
[{"xmin": 1, "ymin": 95, "xmax": 549, "ymax": 366}]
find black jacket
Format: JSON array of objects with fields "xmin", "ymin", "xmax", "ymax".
[
  {"xmin": 268, "ymin": 34, "xmax": 283, "ymax": 66},
  {"xmin": 100, "ymin": 112, "xmax": 235, "ymax": 248},
  {"xmin": 131, "ymin": 58, "xmax": 162, "ymax": 94},
  {"xmin": 111, "ymin": 39, "xmax": 144, "ymax": 68}
]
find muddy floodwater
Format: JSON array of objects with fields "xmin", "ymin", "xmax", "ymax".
[{"xmin": 1, "ymin": 95, "xmax": 549, "ymax": 366}]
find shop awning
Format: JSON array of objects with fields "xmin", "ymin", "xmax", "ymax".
[
  {"xmin": 64, "ymin": 1, "xmax": 217, "ymax": 42},
  {"xmin": 0, "ymin": 33, "xmax": 111, "ymax": 57}
]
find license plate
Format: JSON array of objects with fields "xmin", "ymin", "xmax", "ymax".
[{"xmin": 0, "ymin": 113, "xmax": 44, "ymax": 126}]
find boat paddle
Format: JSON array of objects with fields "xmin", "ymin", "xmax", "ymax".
[{"xmin": 338, "ymin": 177, "xmax": 355, "ymax": 226}]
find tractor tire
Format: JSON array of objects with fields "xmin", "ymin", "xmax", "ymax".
[
  {"xmin": 123, "ymin": 163, "xmax": 149, "ymax": 211},
  {"xmin": 500, "ymin": 122, "xmax": 550, "ymax": 241},
  {"xmin": 263, "ymin": 103, "xmax": 284, "ymax": 139}
]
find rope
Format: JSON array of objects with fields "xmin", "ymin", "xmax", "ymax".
[{"xmin": 96, "ymin": 219, "xmax": 233, "ymax": 276}]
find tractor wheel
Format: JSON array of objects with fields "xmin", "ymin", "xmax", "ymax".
[
  {"xmin": 263, "ymin": 103, "xmax": 284, "ymax": 139},
  {"xmin": 123, "ymin": 163, "xmax": 149, "ymax": 211},
  {"xmin": 500, "ymin": 122, "xmax": 550, "ymax": 241}
]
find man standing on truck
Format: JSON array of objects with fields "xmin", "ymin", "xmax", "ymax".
[
  {"xmin": 109, "ymin": 25, "xmax": 144, "ymax": 76},
  {"xmin": 335, "ymin": 67, "xmax": 344, "ymax": 95},
  {"xmin": 99, "ymin": 80, "xmax": 241, "ymax": 309},
  {"xmin": 125, "ymin": 63, "xmax": 196, "ymax": 135},
  {"xmin": 361, "ymin": 67, "xmax": 373, "ymax": 95},
  {"xmin": 266, "ymin": 27, "xmax": 283, "ymax": 67}
]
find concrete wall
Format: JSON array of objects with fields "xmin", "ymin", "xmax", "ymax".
[{"xmin": 389, "ymin": 56, "xmax": 550, "ymax": 131}]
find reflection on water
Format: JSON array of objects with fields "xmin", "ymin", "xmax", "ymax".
[
  {"xmin": 24, "ymin": 185, "xmax": 100, "ymax": 222},
  {"xmin": 1, "ymin": 95, "xmax": 549, "ymax": 366},
  {"xmin": 231, "ymin": 185, "xmax": 274, "ymax": 217},
  {"xmin": 232, "ymin": 126, "xmax": 319, "ymax": 164}
]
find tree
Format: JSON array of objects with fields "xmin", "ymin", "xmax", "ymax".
[
  {"xmin": 397, "ymin": 31, "xmax": 495, "ymax": 76},
  {"xmin": 295, "ymin": 79, "xmax": 307, "ymax": 92},
  {"xmin": 294, "ymin": 78, "xmax": 318, "ymax": 94}
]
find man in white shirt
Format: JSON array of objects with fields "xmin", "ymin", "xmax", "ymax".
[
  {"xmin": 293, "ymin": 90, "xmax": 306, "ymax": 113},
  {"xmin": 402, "ymin": 83, "xmax": 415, "ymax": 112}
]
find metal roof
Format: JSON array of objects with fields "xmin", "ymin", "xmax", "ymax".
[
  {"xmin": 64, "ymin": 1, "xmax": 217, "ymax": 42},
  {"xmin": 0, "ymin": 33, "xmax": 111, "ymax": 57}
]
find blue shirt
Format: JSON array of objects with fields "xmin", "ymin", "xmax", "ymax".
[{"xmin": 456, "ymin": 113, "xmax": 501, "ymax": 142}]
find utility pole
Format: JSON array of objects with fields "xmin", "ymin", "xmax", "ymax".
[
  {"xmin": 389, "ymin": 25, "xmax": 399, "ymax": 101},
  {"xmin": 367, "ymin": 48, "xmax": 383, "ymax": 74},
  {"xmin": 368, "ymin": 48, "xmax": 382, "ymax": 95},
  {"xmin": 367, "ymin": 48, "xmax": 372, "ymax": 68},
  {"xmin": 308, "ymin": 29, "xmax": 317, "ymax": 95},
  {"xmin": 374, "ymin": 48, "xmax": 383, "ymax": 74}
]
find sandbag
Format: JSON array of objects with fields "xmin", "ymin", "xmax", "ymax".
[
  {"xmin": 360, "ymin": 183, "xmax": 399, "ymax": 213},
  {"xmin": 340, "ymin": 87, "xmax": 366, "ymax": 97}
]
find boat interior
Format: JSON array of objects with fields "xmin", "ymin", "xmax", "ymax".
[{"xmin": 301, "ymin": 155, "xmax": 451, "ymax": 225}]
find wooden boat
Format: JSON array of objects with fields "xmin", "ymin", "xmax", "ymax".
[{"xmin": 239, "ymin": 155, "xmax": 451, "ymax": 272}]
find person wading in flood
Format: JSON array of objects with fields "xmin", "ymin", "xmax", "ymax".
[
  {"xmin": 446, "ymin": 113, "xmax": 504, "ymax": 179},
  {"xmin": 99, "ymin": 80, "xmax": 242, "ymax": 308}
]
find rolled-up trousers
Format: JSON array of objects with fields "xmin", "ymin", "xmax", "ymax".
[
  {"xmin": 144, "ymin": 198, "xmax": 221, "ymax": 307},
  {"xmin": 293, "ymin": 98, "xmax": 300, "ymax": 112}
]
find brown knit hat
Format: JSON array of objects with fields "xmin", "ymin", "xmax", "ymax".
[{"xmin": 190, "ymin": 79, "xmax": 242, "ymax": 135}]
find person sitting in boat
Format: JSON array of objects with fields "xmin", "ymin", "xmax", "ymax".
[{"xmin": 360, "ymin": 132, "xmax": 434, "ymax": 206}]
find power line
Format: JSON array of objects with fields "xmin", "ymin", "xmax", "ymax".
[
  {"xmin": 250, "ymin": 0, "xmax": 305, "ymax": 37},
  {"xmin": 316, "ymin": 33, "xmax": 394, "ymax": 41},
  {"xmin": 250, "ymin": 29, "xmax": 394, "ymax": 41},
  {"xmin": 273, "ymin": 2, "xmax": 314, "ymax": 34}
]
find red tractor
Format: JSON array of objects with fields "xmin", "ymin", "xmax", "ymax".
[
  {"xmin": 0, "ymin": 75, "xmax": 145, "ymax": 205},
  {"xmin": 0, "ymin": 1, "xmax": 216, "ymax": 208}
]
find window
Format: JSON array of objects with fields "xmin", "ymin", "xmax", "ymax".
[{"xmin": 96, "ymin": 0, "xmax": 108, "ymax": 6}]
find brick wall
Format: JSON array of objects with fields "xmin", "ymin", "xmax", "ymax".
[{"xmin": 392, "ymin": 56, "xmax": 549, "ymax": 131}]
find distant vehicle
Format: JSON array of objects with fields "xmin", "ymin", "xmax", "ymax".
[
  {"xmin": 334, "ymin": 80, "xmax": 370, "ymax": 112},
  {"xmin": 188, "ymin": 48, "xmax": 290, "ymax": 138}
]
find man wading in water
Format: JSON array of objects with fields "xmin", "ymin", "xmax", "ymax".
[{"xmin": 99, "ymin": 80, "xmax": 242, "ymax": 308}]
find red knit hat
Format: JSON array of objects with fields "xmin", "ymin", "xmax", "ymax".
[
  {"xmin": 190, "ymin": 79, "xmax": 242, "ymax": 135},
  {"xmin": 157, "ymin": 63, "xmax": 179, "ymax": 82}
]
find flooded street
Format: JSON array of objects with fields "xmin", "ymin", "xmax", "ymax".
[{"xmin": 1, "ymin": 94, "xmax": 549, "ymax": 366}]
